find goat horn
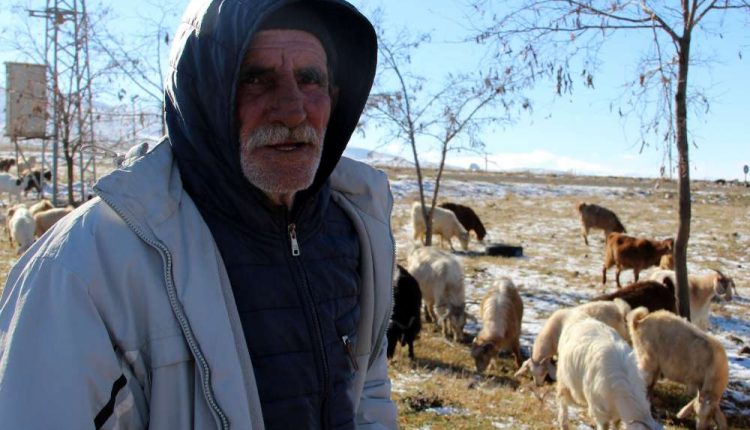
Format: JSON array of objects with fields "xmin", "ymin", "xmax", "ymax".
[{"xmin": 711, "ymin": 268, "xmax": 726, "ymax": 279}]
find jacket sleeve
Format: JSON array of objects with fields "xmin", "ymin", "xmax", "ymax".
[
  {"xmin": 0, "ymin": 256, "xmax": 146, "ymax": 429},
  {"xmin": 355, "ymin": 335, "xmax": 398, "ymax": 429}
]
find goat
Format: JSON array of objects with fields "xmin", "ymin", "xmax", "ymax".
[
  {"xmin": 22, "ymin": 169, "xmax": 52, "ymax": 198},
  {"xmin": 594, "ymin": 278, "xmax": 677, "ymax": 315},
  {"xmin": 9, "ymin": 205, "xmax": 35, "ymax": 255},
  {"xmin": 406, "ymin": 246, "xmax": 466, "ymax": 342},
  {"xmin": 411, "ymin": 202, "xmax": 469, "ymax": 251},
  {"xmin": 28, "ymin": 199, "xmax": 54, "ymax": 216},
  {"xmin": 438, "ymin": 202, "xmax": 487, "ymax": 242},
  {"xmin": 0, "ymin": 173, "xmax": 31, "ymax": 204},
  {"xmin": 515, "ymin": 298, "xmax": 631, "ymax": 385},
  {"xmin": 33, "ymin": 207, "xmax": 74, "ymax": 237},
  {"xmin": 387, "ymin": 265, "xmax": 422, "ymax": 360},
  {"xmin": 602, "ymin": 232, "xmax": 674, "ymax": 288},
  {"xmin": 649, "ymin": 269, "xmax": 736, "ymax": 331},
  {"xmin": 557, "ymin": 317, "xmax": 662, "ymax": 430},
  {"xmin": 576, "ymin": 202, "xmax": 626, "ymax": 246},
  {"xmin": 628, "ymin": 307, "xmax": 728, "ymax": 430},
  {"xmin": 471, "ymin": 278, "xmax": 523, "ymax": 372},
  {"xmin": 0, "ymin": 158, "xmax": 16, "ymax": 172}
]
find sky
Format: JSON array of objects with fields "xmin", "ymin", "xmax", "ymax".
[{"xmin": 1, "ymin": 0, "xmax": 748, "ymax": 180}]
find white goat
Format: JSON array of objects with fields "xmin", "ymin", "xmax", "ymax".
[
  {"xmin": 628, "ymin": 307, "xmax": 728, "ymax": 430},
  {"xmin": 515, "ymin": 298, "xmax": 631, "ymax": 385},
  {"xmin": 557, "ymin": 317, "xmax": 662, "ymax": 430},
  {"xmin": 9, "ymin": 205, "xmax": 35, "ymax": 255},
  {"xmin": 471, "ymin": 278, "xmax": 523, "ymax": 372},
  {"xmin": 411, "ymin": 202, "xmax": 469, "ymax": 251},
  {"xmin": 0, "ymin": 173, "xmax": 30, "ymax": 205},
  {"xmin": 406, "ymin": 246, "xmax": 466, "ymax": 342},
  {"xmin": 649, "ymin": 269, "xmax": 735, "ymax": 331}
]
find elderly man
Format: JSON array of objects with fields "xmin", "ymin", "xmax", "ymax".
[{"xmin": 0, "ymin": 1, "xmax": 397, "ymax": 429}]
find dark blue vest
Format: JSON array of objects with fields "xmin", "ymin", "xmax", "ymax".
[{"xmin": 202, "ymin": 185, "xmax": 360, "ymax": 430}]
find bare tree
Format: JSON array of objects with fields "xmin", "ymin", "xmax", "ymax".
[
  {"xmin": 364, "ymin": 21, "xmax": 530, "ymax": 246},
  {"xmin": 470, "ymin": 0, "xmax": 750, "ymax": 318}
]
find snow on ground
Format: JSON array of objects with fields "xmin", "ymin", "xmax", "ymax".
[{"xmin": 389, "ymin": 174, "xmax": 750, "ymax": 422}]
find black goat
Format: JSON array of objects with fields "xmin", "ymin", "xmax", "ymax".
[
  {"xmin": 387, "ymin": 265, "xmax": 422, "ymax": 360},
  {"xmin": 438, "ymin": 202, "xmax": 487, "ymax": 242}
]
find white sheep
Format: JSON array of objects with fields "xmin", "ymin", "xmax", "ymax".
[
  {"xmin": 0, "ymin": 173, "xmax": 31, "ymax": 205},
  {"xmin": 33, "ymin": 207, "xmax": 74, "ymax": 237},
  {"xmin": 556, "ymin": 317, "xmax": 662, "ymax": 430},
  {"xmin": 411, "ymin": 202, "xmax": 469, "ymax": 251},
  {"xmin": 471, "ymin": 278, "xmax": 523, "ymax": 372},
  {"xmin": 406, "ymin": 246, "xmax": 466, "ymax": 342},
  {"xmin": 515, "ymin": 298, "xmax": 631, "ymax": 385},
  {"xmin": 649, "ymin": 269, "xmax": 735, "ymax": 331},
  {"xmin": 628, "ymin": 307, "xmax": 728, "ymax": 430},
  {"xmin": 9, "ymin": 205, "xmax": 35, "ymax": 255}
]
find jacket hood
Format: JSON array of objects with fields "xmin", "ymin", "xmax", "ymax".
[{"xmin": 165, "ymin": 0, "xmax": 377, "ymax": 217}]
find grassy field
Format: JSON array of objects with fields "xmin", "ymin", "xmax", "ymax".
[{"xmin": 1, "ymin": 166, "xmax": 748, "ymax": 429}]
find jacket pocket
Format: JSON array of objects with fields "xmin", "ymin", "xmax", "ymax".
[{"xmin": 335, "ymin": 306, "xmax": 361, "ymax": 372}]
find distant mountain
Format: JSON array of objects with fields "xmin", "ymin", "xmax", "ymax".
[{"xmin": 344, "ymin": 146, "xmax": 464, "ymax": 170}]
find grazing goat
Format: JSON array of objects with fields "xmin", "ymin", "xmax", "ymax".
[
  {"xmin": 28, "ymin": 199, "xmax": 54, "ymax": 216},
  {"xmin": 0, "ymin": 173, "xmax": 31, "ymax": 204},
  {"xmin": 515, "ymin": 298, "xmax": 631, "ymax": 385},
  {"xmin": 659, "ymin": 253, "xmax": 674, "ymax": 270},
  {"xmin": 556, "ymin": 317, "xmax": 662, "ymax": 430},
  {"xmin": 628, "ymin": 308, "xmax": 728, "ymax": 430},
  {"xmin": 33, "ymin": 207, "xmax": 74, "ymax": 237},
  {"xmin": 9, "ymin": 205, "xmax": 35, "ymax": 255},
  {"xmin": 576, "ymin": 202, "xmax": 626, "ymax": 246},
  {"xmin": 407, "ymin": 246, "xmax": 466, "ymax": 342},
  {"xmin": 602, "ymin": 232, "xmax": 674, "ymax": 288},
  {"xmin": 471, "ymin": 278, "xmax": 523, "ymax": 372},
  {"xmin": 438, "ymin": 202, "xmax": 487, "ymax": 242},
  {"xmin": 387, "ymin": 265, "xmax": 422, "ymax": 360},
  {"xmin": 22, "ymin": 169, "xmax": 52, "ymax": 198},
  {"xmin": 594, "ymin": 278, "xmax": 677, "ymax": 314},
  {"xmin": 0, "ymin": 157, "xmax": 16, "ymax": 172},
  {"xmin": 411, "ymin": 202, "xmax": 469, "ymax": 251},
  {"xmin": 649, "ymin": 269, "xmax": 736, "ymax": 331}
]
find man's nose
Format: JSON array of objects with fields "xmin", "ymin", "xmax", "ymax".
[{"xmin": 269, "ymin": 77, "xmax": 306, "ymax": 127}]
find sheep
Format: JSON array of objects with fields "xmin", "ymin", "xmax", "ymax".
[
  {"xmin": 515, "ymin": 298, "xmax": 631, "ymax": 385},
  {"xmin": 33, "ymin": 206, "xmax": 74, "ymax": 237},
  {"xmin": 9, "ymin": 205, "xmax": 35, "ymax": 255},
  {"xmin": 471, "ymin": 278, "xmax": 523, "ymax": 372},
  {"xmin": 593, "ymin": 278, "xmax": 677, "ymax": 315},
  {"xmin": 411, "ymin": 202, "xmax": 470, "ymax": 251},
  {"xmin": 438, "ymin": 202, "xmax": 487, "ymax": 242},
  {"xmin": 28, "ymin": 199, "xmax": 54, "ymax": 216},
  {"xmin": 627, "ymin": 307, "xmax": 728, "ymax": 430},
  {"xmin": 21, "ymin": 169, "xmax": 52, "ymax": 198},
  {"xmin": 5, "ymin": 203, "xmax": 25, "ymax": 243},
  {"xmin": 659, "ymin": 253, "xmax": 674, "ymax": 270},
  {"xmin": 406, "ymin": 246, "xmax": 466, "ymax": 342},
  {"xmin": 556, "ymin": 317, "xmax": 662, "ymax": 430},
  {"xmin": 387, "ymin": 265, "xmax": 422, "ymax": 360},
  {"xmin": 602, "ymin": 232, "xmax": 674, "ymax": 288},
  {"xmin": 576, "ymin": 202, "xmax": 626, "ymax": 246},
  {"xmin": 649, "ymin": 269, "xmax": 736, "ymax": 331},
  {"xmin": 0, "ymin": 173, "xmax": 31, "ymax": 204}
]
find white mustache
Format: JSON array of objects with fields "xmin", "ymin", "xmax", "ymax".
[{"xmin": 242, "ymin": 125, "xmax": 322, "ymax": 149}]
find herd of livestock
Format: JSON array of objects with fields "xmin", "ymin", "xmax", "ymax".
[{"xmin": 389, "ymin": 201, "xmax": 738, "ymax": 429}]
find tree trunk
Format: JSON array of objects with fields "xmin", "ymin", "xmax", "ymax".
[
  {"xmin": 65, "ymin": 150, "xmax": 76, "ymax": 206},
  {"xmin": 674, "ymin": 37, "xmax": 692, "ymax": 320}
]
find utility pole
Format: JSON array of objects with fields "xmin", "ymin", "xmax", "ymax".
[{"xmin": 29, "ymin": 0, "xmax": 94, "ymax": 206}]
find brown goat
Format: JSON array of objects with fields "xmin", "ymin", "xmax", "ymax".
[
  {"xmin": 438, "ymin": 202, "xmax": 487, "ymax": 242},
  {"xmin": 576, "ymin": 202, "xmax": 626, "ymax": 246},
  {"xmin": 594, "ymin": 278, "xmax": 677, "ymax": 314},
  {"xmin": 602, "ymin": 232, "xmax": 674, "ymax": 288}
]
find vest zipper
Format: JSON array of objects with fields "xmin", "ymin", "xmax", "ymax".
[
  {"xmin": 284, "ymin": 216, "xmax": 330, "ymax": 428},
  {"xmin": 288, "ymin": 223, "xmax": 300, "ymax": 256},
  {"xmin": 341, "ymin": 335, "xmax": 359, "ymax": 371}
]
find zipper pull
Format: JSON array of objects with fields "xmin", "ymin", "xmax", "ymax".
[
  {"xmin": 288, "ymin": 223, "xmax": 300, "ymax": 256},
  {"xmin": 342, "ymin": 335, "xmax": 359, "ymax": 371}
]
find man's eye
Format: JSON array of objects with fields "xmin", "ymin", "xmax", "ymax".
[{"xmin": 239, "ymin": 74, "xmax": 261, "ymax": 85}]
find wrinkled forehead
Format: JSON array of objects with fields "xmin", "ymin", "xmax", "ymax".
[{"xmin": 242, "ymin": 29, "xmax": 327, "ymax": 68}]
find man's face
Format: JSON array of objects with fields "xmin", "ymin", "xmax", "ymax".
[{"xmin": 236, "ymin": 29, "xmax": 331, "ymax": 200}]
